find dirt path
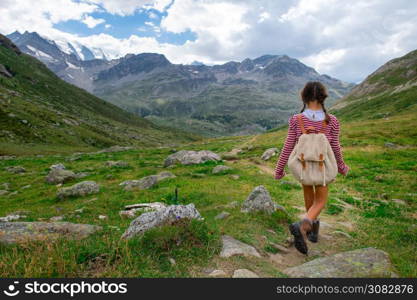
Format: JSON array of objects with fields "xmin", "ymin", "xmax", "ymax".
[{"xmin": 205, "ymin": 152, "xmax": 358, "ymax": 277}]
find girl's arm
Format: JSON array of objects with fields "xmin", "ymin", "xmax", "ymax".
[
  {"xmin": 274, "ymin": 116, "xmax": 297, "ymax": 180},
  {"xmin": 329, "ymin": 116, "xmax": 349, "ymax": 175}
]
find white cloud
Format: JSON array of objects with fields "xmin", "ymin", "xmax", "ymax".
[
  {"xmin": 82, "ymin": 15, "xmax": 105, "ymax": 28},
  {"xmin": 1, "ymin": 0, "xmax": 417, "ymax": 82}
]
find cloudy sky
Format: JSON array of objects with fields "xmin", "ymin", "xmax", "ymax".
[{"xmin": 1, "ymin": 0, "xmax": 416, "ymax": 82}]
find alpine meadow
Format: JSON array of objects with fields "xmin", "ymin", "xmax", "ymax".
[{"xmin": 0, "ymin": 0, "xmax": 416, "ymax": 281}]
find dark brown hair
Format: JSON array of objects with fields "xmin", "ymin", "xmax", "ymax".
[{"xmin": 300, "ymin": 81, "xmax": 330, "ymax": 124}]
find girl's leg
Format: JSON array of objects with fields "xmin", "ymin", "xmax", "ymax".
[
  {"xmin": 306, "ymin": 185, "xmax": 328, "ymax": 220},
  {"xmin": 302, "ymin": 185, "xmax": 315, "ymax": 215}
]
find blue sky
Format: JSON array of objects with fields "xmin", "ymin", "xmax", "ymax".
[
  {"xmin": 53, "ymin": 8, "xmax": 196, "ymax": 45},
  {"xmin": 1, "ymin": 0, "xmax": 417, "ymax": 83}
]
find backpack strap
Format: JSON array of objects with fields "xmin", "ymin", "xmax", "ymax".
[{"xmin": 297, "ymin": 114, "xmax": 306, "ymax": 134}]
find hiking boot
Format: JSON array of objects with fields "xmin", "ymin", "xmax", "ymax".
[
  {"xmin": 289, "ymin": 218, "xmax": 312, "ymax": 255},
  {"xmin": 307, "ymin": 220, "xmax": 320, "ymax": 243}
]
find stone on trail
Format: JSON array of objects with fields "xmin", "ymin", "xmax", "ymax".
[
  {"xmin": 212, "ymin": 165, "xmax": 232, "ymax": 174},
  {"xmin": 0, "ymin": 222, "xmax": 101, "ymax": 245},
  {"xmin": 57, "ymin": 181, "xmax": 100, "ymax": 199},
  {"xmin": 208, "ymin": 269, "xmax": 228, "ymax": 278},
  {"xmin": 45, "ymin": 168, "xmax": 76, "ymax": 184},
  {"xmin": 232, "ymin": 269, "xmax": 260, "ymax": 278},
  {"xmin": 5, "ymin": 166, "xmax": 26, "ymax": 174},
  {"xmin": 261, "ymin": 148, "xmax": 279, "ymax": 161},
  {"xmin": 283, "ymin": 248, "xmax": 395, "ymax": 278},
  {"xmin": 119, "ymin": 172, "xmax": 175, "ymax": 191},
  {"xmin": 241, "ymin": 185, "xmax": 285, "ymax": 214},
  {"xmin": 122, "ymin": 204, "xmax": 202, "ymax": 239},
  {"xmin": 120, "ymin": 202, "xmax": 167, "ymax": 218},
  {"xmin": 164, "ymin": 150, "xmax": 221, "ymax": 167},
  {"xmin": 220, "ymin": 235, "xmax": 261, "ymax": 258}
]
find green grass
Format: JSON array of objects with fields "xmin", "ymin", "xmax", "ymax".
[{"xmin": 0, "ymin": 110, "xmax": 415, "ymax": 277}]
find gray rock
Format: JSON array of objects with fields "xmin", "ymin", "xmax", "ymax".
[
  {"xmin": 261, "ymin": 148, "xmax": 279, "ymax": 161},
  {"xmin": 105, "ymin": 161, "xmax": 130, "ymax": 168},
  {"xmin": 0, "ymin": 214, "xmax": 26, "ymax": 222},
  {"xmin": 384, "ymin": 142, "xmax": 398, "ymax": 149},
  {"xmin": 119, "ymin": 172, "xmax": 175, "ymax": 191},
  {"xmin": 121, "ymin": 204, "xmax": 202, "ymax": 239},
  {"xmin": 212, "ymin": 165, "xmax": 232, "ymax": 174},
  {"xmin": 20, "ymin": 185, "xmax": 31, "ymax": 190},
  {"xmin": 120, "ymin": 202, "xmax": 167, "ymax": 218},
  {"xmin": 0, "ymin": 190, "xmax": 8, "ymax": 196},
  {"xmin": 208, "ymin": 270, "xmax": 228, "ymax": 277},
  {"xmin": 220, "ymin": 235, "xmax": 261, "ymax": 258},
  {"xmin": 230, "ymin": 174, "xmax": 240, "ymax": 180},
  {"xmin": 75, "ymin": 172, "xmax": 90, "ymax": 179},
  {"xmin": 50, "ymin": 216, "xmax": 64, "ymax": 222},
  {"xmin": 46, "ymin": 168, "xmax": 76, "ymax": 184},
  {"xmin": 164, "ymin": 150, "xmax": 221, "ymax": 167},
  {"xmin": 57, "ymin": 181, "xmax": 99, "ymax": 199},
  {"xmin": 232, "ymin": 269, "xmax": 259, "ymax": 278},
  {"xmin": 392, "ymin": 199, "xmax": 406, "ymax": 205},
  {"xmin": 283, "ymin": 248, "xmax": 395, "ymax": 278},
  {"xmin": 1, "ymin": 183, "xmax": 10, "ymax": 190},
  {"xmin": 0, "ymin": 222, "xmax": 101, "ymax": 245},
  {"xmin": 0, "ymin": 156, "xmax": 16, "ymax": 160},
  {"xmin": 50, "ymin": 163, "xmax": 66, "ymax": 170},
  {"xmin": 215, "ymin": 211, "xmax": 230, "ymax": 220},
  {"xmin": 5, "ymin": 166, "xmax": 26, "ymax": 174},
  {"xmin": 96, "ymin": 146, "xmax": 133, "ymax": 154},
  {"xmin": 98, "ymin": 215, "xmax": 108, "ymax": 220},
  {"xmin": 241, "ymin": 185, "xmax": 285, "ymax": 214}
]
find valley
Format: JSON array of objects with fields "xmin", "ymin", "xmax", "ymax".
[{"xmin": 0, "ymin": 34, "xmax": 416, "ymax": 278}]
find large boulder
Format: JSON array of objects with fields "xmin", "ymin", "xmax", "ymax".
[
  {"xmin": 119, "ymin": 172, "xmax": 175, "ymax": 191},
  {"xmin": 283, "ymin": 248, "xmax": 395, "ymax": 278},
  {"xmin": 241, "ymin": 185, "xmax": 285, "ymax": 214},
  {"xmin": 45, "ymin": 168, "xmax": 76, "ymax": 184},
  {"xmin": 121, "ymin": 204, "xmax": 202, "ymax": 239},
  {"xmin": 220, "ymin": 235, "xmax": 261, "ymax": 258},
  {"xmin": 261, "ymin": 148, "xmax": 279, "ymax": 161},
  {"xmin": 0, "ymin": 222, "xmax": 101, "ymax": 245},
  {"xmin": 57, "ymin": 181, "xmax": 99, "ymax": 199},
  {"xmin": 164, "ymin": 150, "xmax": 221, "ymax": 167}
]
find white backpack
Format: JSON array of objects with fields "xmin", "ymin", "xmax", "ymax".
[{"xmin": 288, "ymin": 114, "xmax": 338, "ymax": 186}]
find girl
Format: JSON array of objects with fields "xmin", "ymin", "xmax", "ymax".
[{"xmin": 274, "ymin": 81, "xmax": 349, "ymax": 254}]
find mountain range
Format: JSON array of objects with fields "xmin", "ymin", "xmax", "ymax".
[
  {"xmin": 0, "ymin": 34, "xmax": 197, "ymax": 154},
  {"xmin": 8, "ymin": 31, "xmax": 355, "ymax": 136}
]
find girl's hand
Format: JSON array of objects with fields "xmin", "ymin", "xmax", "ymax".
[
  {"xmin": 339, "ymin": 164, "xmax": 350, "ymax": 176},
  {"xmin": 274, "ymin": 170, "xmax": 286, "ymax": 180}
]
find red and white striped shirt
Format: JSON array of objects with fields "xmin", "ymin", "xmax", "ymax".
[{"xmin": 274, "ymin": 113, "xmax": 349, "ymax": 180}]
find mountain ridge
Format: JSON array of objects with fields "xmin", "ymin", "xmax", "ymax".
[{"xmin": 7, "ymin": 31, "xmax": 355, "ymax": 137}]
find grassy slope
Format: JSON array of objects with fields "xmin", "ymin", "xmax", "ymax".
[
  {"xmin": 0, "ymin": 43, "xmax": 199, "ymax": 155},
  {"xmin": 0, "ymin": 110, "xmax": 415, "ymax": 277}
]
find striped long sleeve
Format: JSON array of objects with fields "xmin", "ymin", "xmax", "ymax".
[
  {"xmin": 274, "ymin": 116, "xmax": 297, "ymax": 179},
  {"xmin": 274, "ymin": 113, "xmax": 349, "ymax": 180}
]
